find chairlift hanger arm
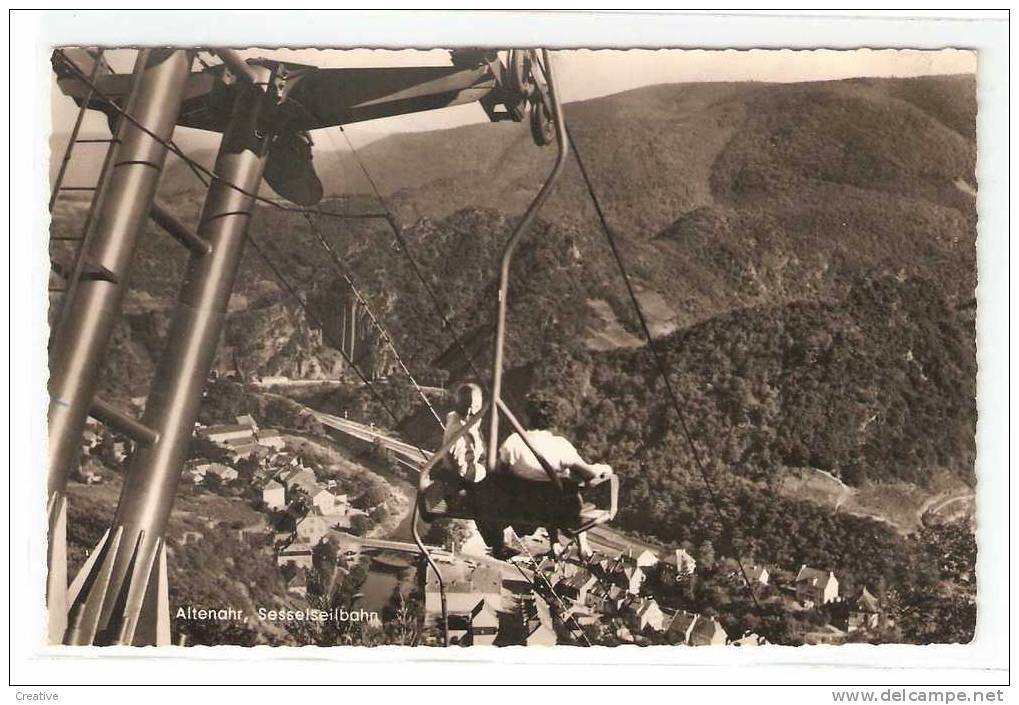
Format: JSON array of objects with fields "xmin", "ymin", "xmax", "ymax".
[{"xmin": 486, "ymin": 49, "xmax": 570, "ymax": 472}]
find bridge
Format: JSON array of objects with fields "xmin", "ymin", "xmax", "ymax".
[{"xmin": 313, "ymin": 410, "xmax": 429, "ymax": 463}]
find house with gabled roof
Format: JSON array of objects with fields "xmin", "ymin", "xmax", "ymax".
[
  {"xmin": 603, "ymin": 584, "xmax": 629, "ymax": 615},
  {"xmin": 690, "ymin": 616, "xmax": 727, "ymax": 646},
  {"xmin": 611, "ymin": 559, "xmax": 645, "ymax": 595},
  {"xmin": 296, "ymin": 513, "xmax": 350, "ymax": 544},
  {"xmin": 555, "ymin": 568, "xmax": 598, "ymax": 605},
  {"xmin": 847, "ymin": 587, "xmax": 881, "ymax": 632},
  {"xmin": 661, "ymin": 548, "xmax": 697, "ymax": 580},
  {"xmin": 310, "ymin": 487, "xmax": 346, "ymax": 515},
  {"xmin": 204, "ymin": 423, "xmax": 254, "ymax": 445},
  {"xmin": 585, "ymin": 551, "xmax": 614, "ymax": 576},
  {"xmin": 261, "ymin": 479, "xmax": 286, "ymax": 511},
  {"xmin": 744, "ymin": 564, "xmax": 769, "ymax": 586},
  {"xmin": 664, "ymin": 610, "xmax": 699, "ymax": 645},
  {"xmin": 283, "ymin": 468, "xmax": 318, "ymax": 492},
  {"xmin": 467, "ymin": 599, "xmax": 500, "ymax": 646},
  {"xmin": 424, "ymin": 563, "xmax": 503, "ymax": 620},
  {"xmin": 627, "ymin": 597, "xmax": 666, "ymax": 633},
  {"xmin": 225, "ymin": 440, "xmax": 266, "ymax": 462},
  {"xmin": 795, "ymin": 565, "xmax": 839, "ymax": 606},
  {"xmin": 634, "ymin": 549, "xmax": 660, "ymax": 570}
]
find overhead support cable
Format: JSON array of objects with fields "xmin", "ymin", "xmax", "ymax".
[
  {"xmin": 566, "ymin": 122, "xmax": 764, "ymax": 615},
  {"xmin": 130, "ymin": 90, "xmax": 432, "ymax": 463},
  {"xmin": 301, "ymin": 210, "xmax": 444, "ymax": 427}
]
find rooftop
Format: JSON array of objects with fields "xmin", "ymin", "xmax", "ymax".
[{"xmin": 796, "ymin": 565, "xmax": 836, "ymax": 585}]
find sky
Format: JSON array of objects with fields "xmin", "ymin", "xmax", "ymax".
[{"xmin": 51, "ymin": 47, "xmax": 976, "ymax": 154}]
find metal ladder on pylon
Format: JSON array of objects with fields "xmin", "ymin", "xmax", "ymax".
[{"xmin": 48, "ymin": 49, "xmax": 120, "ymax": 321}]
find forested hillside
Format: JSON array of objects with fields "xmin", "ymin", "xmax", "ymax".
[{"xmin": 52, "ymin": 75, "xmax": 977, "ymax": 620}]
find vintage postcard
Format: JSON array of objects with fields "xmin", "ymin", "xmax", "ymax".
[
  {"xmin": 42, "ymin": 42, "xmax": 981, "ymax": 651},
  {"xmin": 18, "ymin": 11, "xmax": 1006, "ymax": 693}
]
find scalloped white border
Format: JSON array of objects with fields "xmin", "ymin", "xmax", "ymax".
[{"xmin": 8, "ymin": 8, "xmax": 1010, "ymax": 694}]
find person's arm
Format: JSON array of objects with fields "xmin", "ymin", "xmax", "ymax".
[
  {"xmin": 556, "ymin": 438, "xmax": 612, "ymax": 482},
  {"xmin": 440, "ymin": 414, "xmax": 458, "ymax": 467},
  {"xmin": 444, "ymin": 412, "xmax": 486, "ymax": 482},
  {"xmin": 568, "ymin": 460, "xmax": 614, "ymax": 483}
]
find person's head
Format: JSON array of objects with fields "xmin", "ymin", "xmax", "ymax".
[
  {"xmin": 524, "ymin": 398, "xmax": 552, "ymax": 431},
  {"xmin": 454, "ymin": 382, "xmax": 483, "ymax": 416}
]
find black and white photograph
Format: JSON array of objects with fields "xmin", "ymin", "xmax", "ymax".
[{"xmin": 8, "ymin": 7, "xmax": 1011, "ymax": 698}]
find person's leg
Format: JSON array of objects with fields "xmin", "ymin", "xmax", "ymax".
[
  {"xmin": 576, "ymin": 530, "xmax": 592, "ymax": 559},
  {"xmin": 477, "ymin": 521, "xmax": 508, "ymax": 556},
  {"xmin": 548, "ymin": 526, "xmax": 564, "ymax": 558}
]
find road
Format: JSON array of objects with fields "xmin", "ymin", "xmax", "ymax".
[
  {"xmin": 920, "ymin": 492, "xmax": 976, "ymax": 525},
  {"xmin": 313, "ymin": 411, "xmax": 430, "ymax": 462}
]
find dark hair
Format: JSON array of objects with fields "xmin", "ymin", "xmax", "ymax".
[{"xmin": 524, "ymin": 398, "xmax": 551, "ymax": 431}]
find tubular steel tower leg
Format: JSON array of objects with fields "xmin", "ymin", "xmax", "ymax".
[
  {"xmin": 46, "ymin": 49, "xmax": 192, "ymax": 644},
  {"xmin": 63, "ymin": 73, "xmax": 273, "ymax": 646},
  {"xmin": 48, "ymin": 49, "xmax": 193, "ymax": 498}
]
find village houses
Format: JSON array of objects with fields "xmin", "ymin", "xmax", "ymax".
[
  {"xmin": 261, "ymin": 479, "xmax": 286, "ymax": 511},
  {"xmin": 610, "ymin": 557, "xmax": 645, "ymax": 595},
  {"xmin": 689, "ymin": 616, "xmax": 728, "ymax": 646},
  {"xmin": 795, "ymin": 565, "xmax": 840, "ymax": 606},
  {"xmin": 425, "ymin": 562, "xmax": 504, "ymax": 644},
  {"xmin": 744, "ymin": 564, "xmax": 770, "ymax": 586},
  {"xmin": 627, "ymin": 597, "xmax": 666, "ymax": 633},
  {"xmin": 295, "ymin": 513, "xmax": 351, "ymax": 544},
  {"xmin": 554, "ymin": 568, "xmax": 598, "ymax": 605},
  {"xmin": 664, "ymin": 610, "xmax": 699, "ymax": 644},
  {"xmin": 661, "ymin": 548, "xmax": 697, "ymax": 581},
  {"xmin": 634, "ymin": 549, "xmax": 659, "ymax": 570},
  {"xmin": 847, "ymin": 587, "xmax": 881, "ymax": 632},
  {"xmin": 277, "ymin": 541, "xmax": 314, "ymax": 570}
]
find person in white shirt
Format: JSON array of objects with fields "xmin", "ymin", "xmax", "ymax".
[
  {"xmin": 440, "ymin": 382, "xmax": 486, "ymax": 484},
  {"xmin": 497, "ymin": 429, "xmax": 613, "ymax": 485},
  {"xmin": 432, "ymin": 386, "xmax": 612, "ymax": 559},
  {"xmin": 489, "ymin": 407, "xmax": 613, "ymax": 559}
]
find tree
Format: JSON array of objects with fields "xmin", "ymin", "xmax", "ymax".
[
  {"xmin": 191, "ymin": 436, "xmax": 229, "ymax": 464},
  {"xmin": 353, "ymin": 483, "xmax": 390, "ymax": 510},
  {"xmin": 203, "ymin": 472, "xmax": 223, "ymax": 493},
  {"xmin": 235, "ymin": 456, "xmax": 259, "ymax": 484},
  {"xmin": 423, "ymin": 519, "xmax": 473, "ymax": 551},
  {"xmin": 348, "ymin": 514, "xmax": 371, "ymax": 536}
]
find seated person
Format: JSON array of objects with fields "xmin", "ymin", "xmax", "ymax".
[
  {"xmin": 476, "ymin": 405, "xmax": 611, "ymax": 559},
  {"xmin": 439, "ymin": 382, "xmax": 486, "ymax": 484},
  {"xmin": 428, "ymin": 389, "xmax": 612, "ymax": 560},
  {"xmin": 497, "ymin": 429, "xmax": 613, "ymax": 485}
]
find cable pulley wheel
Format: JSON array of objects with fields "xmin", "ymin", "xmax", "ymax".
[
  {"xmin": 507, "ymin": 49, "xmax": 537, "ymax": 99},
  {"xmin": 529, "ymin": 98, "xmax": 555, "ymax": 147}
]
